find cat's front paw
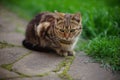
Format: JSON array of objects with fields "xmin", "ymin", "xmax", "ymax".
[
  {"xmin": 62, "ymin": 51, "xmax": 76, "ymax": 56},
  {"xmin": 58, "ymin": 50, "xmax": 68, "ymax": 57},
  {"xmin": 68, "ymin": 51, "xmax": 76, "ymax": 56},
  {"xmin": 56, "ymin": 49, "xmax": 75, "ymax": 57}
]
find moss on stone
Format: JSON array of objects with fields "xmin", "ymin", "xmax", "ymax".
[
  {"xmin": 0, "ymin": 63, "xmax": 29, "ymax": 79},
  {"xmin": 36, "ymin": 72, "xmax": 50, "ymax": 77},
  {"xmin": 1, "ymin": 64, "xmax": 31, "ymax": 78},
  {"xmin": 0, "ymin": 51, "xmax": 31, "ymax": 71},
  {"xmin": 53, "ymin": 56, "xmax": 74, "ymax": 72},
  {"xmin": 0, "ymin": 52, "xmax": 32, "ymax": 78},
  {"xmin": 1, "ymin": 63, "xmax": 13, "ymax": 71},
  {"xmin": 0, "ymin": 41, "xmax": 22, "ymax": 49},
  {"xmin": 53, "ymin": 59, "xmax": 66, "ymax": 72},
  {"xmin": 0, "ymin": 41, "xmax": 15, "ymax": 49},
  {"xmin": 14, "ymin": 51, "xmax": 32, "ymax": 63},
  {"xmin": 15, "ymin": 71, "xmax": 30, "ymax": 78},
  {"xmin": 58, "ymin": 72, "xmax": 73, "ymax": 80},
  {"xmin": 53, "ymin": 56, "xmax": 75, "ymax": 80},
  {"xmin": 0, "ymin": 51, "xmax": 52, "ymax": 78}
]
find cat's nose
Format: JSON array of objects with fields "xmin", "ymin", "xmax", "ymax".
[
  {"xmin": 64, "ymin": 33, "xmax": 69, "ymax": 39},
  {"xmin": 64, "ymin": 33, "xmax": 69, "ymax": 38}
]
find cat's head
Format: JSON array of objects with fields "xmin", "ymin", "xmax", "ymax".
[{"xmin": 54, "ymin": 12, "xmax": 82, "ymax": 41}]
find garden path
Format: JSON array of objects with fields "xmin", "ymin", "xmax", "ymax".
[{"xmin": 0, "ymin": 6, "xmax": 119, "ymax": 80}]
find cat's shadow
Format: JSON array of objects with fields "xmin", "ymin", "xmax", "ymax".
[
  {"xmin": 27, "ymin": 46, "xmax": 61, "ymax": 57},
  {"xmin": 22, "ymin": 40, "xmax": 62, "ymax": 57}
]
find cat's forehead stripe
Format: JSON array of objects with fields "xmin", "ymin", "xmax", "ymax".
[{"xmin": 64, "ymin": 14, "xmax": 71, "ymax": 28}]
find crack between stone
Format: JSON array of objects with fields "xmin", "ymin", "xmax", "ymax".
[
  {"xmin": 0, "ymin": 51, "xmax": 32, "ymax": 70},
  {"xmin": 52, "ymin": 56, "xmax": 75, "ymax": 80},
  {"xmin": 0, "ymin": 41, "xmax": 23, "ymax": 49},
  {"xmin": 0, "ymin": 71, "xmax": 51, "ymax": 80},
  {"xmin": 0, "ymin": 51, "xmax": 53, "ymax": 79},
  {"xmin": 0, "ymin": 47, "xmax": 75, "ymax": 80},
  {"xmin": 0, "ymin": 52, "xmax": 32, "ymax": 78}
]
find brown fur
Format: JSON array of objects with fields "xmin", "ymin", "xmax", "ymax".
[{"xmin": 23, "ymin": 12, "xmax": 82, "ymax": 56}]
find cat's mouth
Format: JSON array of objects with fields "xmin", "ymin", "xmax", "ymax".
[{"xmin": 59, "ymin": 39, "xmax": 73, "ymax": 44}]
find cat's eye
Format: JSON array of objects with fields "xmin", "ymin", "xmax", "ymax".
[
  {"xmin": 70, "ymin": 29, "xmax": 75, "ymax": 32},
  {"xmin": 60, "ymin": 29, "xmax": 64, "ymax": 32}
]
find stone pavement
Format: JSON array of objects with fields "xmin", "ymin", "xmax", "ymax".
[{"xmin": 0, "ymin": 6, "xmax": 120, "ymax": 80}]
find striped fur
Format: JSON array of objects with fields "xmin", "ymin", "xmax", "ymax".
[{"xmin": 23, "ymin": 12, "xmax": 82, "ymax": 56}]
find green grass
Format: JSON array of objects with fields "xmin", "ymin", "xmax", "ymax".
[
  {"xmin": 1, "ymin": 0, "xmax": 120, "ymax": 71},
  {"xmin": 85, "ymin": 36, "xmax": 120, "ymax": 70},
  {"xmin": 1, "ymin": 0, "xmax": 120, "ymax": 38}
]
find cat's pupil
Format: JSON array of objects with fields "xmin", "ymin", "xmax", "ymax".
[{"xmin": 70, "ymin": 29, "xmax": 75, "ymax": 32}]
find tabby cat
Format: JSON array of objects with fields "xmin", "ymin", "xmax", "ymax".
[{"xmin": 23, "ymin": 12, "xmax": 82, "ymax": 56}]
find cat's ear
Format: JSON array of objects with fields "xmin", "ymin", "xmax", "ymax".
[
  {"xmin": 72, "ymin": 13, "xmax": 82, "ymax": 23},
  {"xmin": 55, "ymin": 11, "xmax": 65, "ymax": 17},
  {"xmin": 55, "ymin": 11, "xmax": 65, "ymax": 21},
  {"xmin": 47, "ymin": 15, "xmax": 55, "ymax": 22}
]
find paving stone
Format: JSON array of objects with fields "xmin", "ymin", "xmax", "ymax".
[
  {"xmin": 68, "ymin": 54, "xmax": 120, "ymax": 80},
  {"xmin": 12, "ymin": 51, "xmax": 64, "ymax": 76},
  {"xmin": 1, "ymin": 5, "xmax": 120, "ymax": 80},
  {"xmin": 8, "ymin": 74, "xmax": 61, "ymax": 80},
  {"xmin": 0, "ymin": 6, "xmax": 27, "ymax": 33},
  {"xmin": 0, "ymin": 47, "xmax": 30, "ymax": 65},
  {"xmin": 0, "ymin": 67, "xmax": 19, "ymax": 79},
  {"xmin": 0, "ymin": 33, "xmax": 24, "ymax": 46},
  {"xmin": 76, "ymin": 52, "xmax": 92, "ymax": 63}
]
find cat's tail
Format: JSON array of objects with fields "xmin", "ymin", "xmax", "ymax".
[{"xmin": 22, "ymin": 40, "xmax": 55, "ymax": 52}]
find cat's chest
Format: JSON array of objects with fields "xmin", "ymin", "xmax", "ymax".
[
  {"xmin": 60, "ymin": 42, "xmax": 74, "ymax": 50},
  {"xmin": 60, "ymin": 38, "xmax": 78, "ymax": 50}
]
